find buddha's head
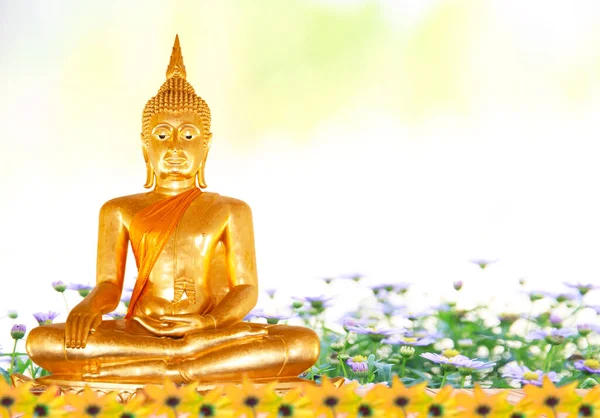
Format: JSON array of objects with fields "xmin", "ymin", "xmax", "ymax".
[{"xmin": 141, "ymin": 35, "xmax": 212, "ymax": 189}]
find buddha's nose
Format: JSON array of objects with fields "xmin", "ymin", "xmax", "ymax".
[{"xmin": 169, "ymin": 132, "xmax": 183, "ymax": 154}]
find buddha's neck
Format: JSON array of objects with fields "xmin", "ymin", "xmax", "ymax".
[{"xmin": 154, "ymin": 178, "xmax": 198, "ymax": 196}]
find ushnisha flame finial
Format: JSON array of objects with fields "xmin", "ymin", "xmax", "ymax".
[
  {"xmin": 142, "ymin": 35, "xmax": 211, "ymax": 140},
  {"xmin": 166, "ymin": 34, "xmax": 187, "ymax": 80}
]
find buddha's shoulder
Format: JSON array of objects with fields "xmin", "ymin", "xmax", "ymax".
[
  {"xmin": 211, "ymin": 194, "xmax": 252, "ymax": 213},
  {"xmin": 98, "ymin": 192, "xmax": 154, "ymax": 212}
]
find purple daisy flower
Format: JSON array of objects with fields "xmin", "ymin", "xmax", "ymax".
[
  {"xmin": 370, "ymin": 282, "xmax": 411, "ymax": 295},
  {"xmin": 382, "ymin": 335, "xmax": 436, "ymax": 346},
  {"xmin": 549, "ymin": 313, "xmax": 563, "ymax": 326},
  {"xmin": 340, "ymin": 315, "xmax": 376, "ymax": 330},
  {"xmin": 10, "ymin": 324, "xmax": 26, "ymax": 340},
  {"xmin": 501, "ymin": 363, "xmax": 559, "ymax": 387},
  {"xmin": 247, "ymin": 309, "xmax": 292, "ymax": 324},
  {"xmin": 421, "ymin": 353, "xmax": 496, "ymax": 371},
  {"xmin": 69, "ymin": 283, "xmax": 93, "ymax": 297},
  {"xmin": 347, "ymin": 355, "xmax": 369, "ymax": 374},
  {"xmin": 292, "ymin": 295, "xmax": 334, "ymax": 311},
  {"xmin": 380, "ymin": 302, "xmax": 408, "ymax": 317},
  {"xmin": 420, "ymin": 353, "xmax": 467, "ymax": 365},
  {"xmin": 453, "ymin": 357, "xmax": 497, "ymax": 371},
  {"xmin": 338, "ymin": 273, "xmax": 364, "ymax": 282},
  {"xmin": 52, "ymin": 281, "xmax": 67, "ymax": 293},
  {"xmin": 574, "ymin": 359, "xmax": 600, "ymax": 375},
  {"xmin": 564, "ymin": 282, "xmax": 600, "ymax": 296},
  {"xmin": 470, "ymin": 258, "xmax": 498, "ymax": 269},
  {"xmin": 543, "ymin": 291, "xmax": 582, "ymax": 303},
  {"xmin": 33, "ymin": 311, "xmax": 60, "ymax": 326},
  {"xmin": 523, "ymin": 289, "xmax": 550, "ymax": 302},
  {"xmin": 577, "ymin": 323, "xmax": 600, "ymax": 336},
  {"xmin": 526, "ymin": 328, "xmax": 578, "ymax": 343},
  {"xmin": 406, "ymin": 308, "xmax": 437, "ymax": 320},
  {"xmin": 345, "ymin": 324, "xmax": 405, "ymax": 342}
]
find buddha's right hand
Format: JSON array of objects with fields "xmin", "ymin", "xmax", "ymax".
[{"xmin": 65, "ymin": 302, "xmax": 103, "ymax": 349}]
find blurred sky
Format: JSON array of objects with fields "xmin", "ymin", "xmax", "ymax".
[{"xmin": 1, "ymin": 0, "xmax": 600, "ymax": 343}]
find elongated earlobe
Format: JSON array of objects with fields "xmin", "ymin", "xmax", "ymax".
[
  {"xmin": 144, "ymin": 163, "xmax": 155, "ymax": 189},
  {"xmin": 196, "ymin": 165, "xmax": 207, "ymax": 189},
  {"xmin": 196, "ymin": 133, "xmax": 211, "ymax": 189},
  {"xmin": 142, "ymin": 144, "xmax": 155, "ymax": 189}
]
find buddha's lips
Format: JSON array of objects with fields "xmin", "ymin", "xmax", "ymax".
[{"xmin": 165, "ymin": 158, "xmax": 187, "ymax": 165}]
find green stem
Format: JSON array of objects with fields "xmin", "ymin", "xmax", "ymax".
[
  {"xmin": 440, "ymin": 372, "xmax": 448, "ymax": 388},
  {"xmin": 400, "ymin": 358, "xmax": 407, "ymax": 378},
  {"xmin": 544, "ymin": 345, "xmax": 555, "ymax": 373},
  {"xmin": 460, "ymin": 375, "xmax": 466, "ymax": 389},
  {"xmin": 339, "ymin": 357, "xmax": 349, "ymax": 378},
  {"xmin": 62, "ymin": 293, "xmax": 69, "ymax": 313},
  {"xmin": 8, "ymin": 339, "xmax": 18, "ymax": 375}
]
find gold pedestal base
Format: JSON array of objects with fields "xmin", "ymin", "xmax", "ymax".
[{"xmin": 11, "ymin": 373, "xmax": 326, "ymax": 403}]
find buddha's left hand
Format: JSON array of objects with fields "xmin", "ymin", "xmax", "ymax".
[{"xmin": 134, "ymin": 314, "xmax": 214, "ymax": 337}]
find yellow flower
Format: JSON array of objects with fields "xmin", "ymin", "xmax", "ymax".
[
  {"xmin": 144, "ymin": 378, "xmax": 198, "ymax": 418},
  {"xmin": 455, "ymin": 383, "xmax": 513, "ymax": 417},
  {"xmin": 272, "ymin": 387, "xmax": 313, "ymax": 418},
  {"xmin": 347, "ymin": 386, "xmax": 388, "ymax": 418},
  {"xmin": 224, "ymin": 376, "xmax": 279, "ymax": 417},
  {"xmin": 424, "ymin": 385, "xmax": 461, "ymax": 417},
  {"xmin": 111, "ymin": 395, "xmax": 153, "ymax": 418},
  {"xmin": 303, "ymin": 377, "xmax": 361, "ymax": 417},
  {"xmin": 1, "ymin": 379, "xmax": 20, "ymax": 418},
  {"xmin": 372, "ymin": 376, "xmax": 431, "ymax": 418},
  {"xmin": 521, "ymin": 375, "xmax": 581, "ymax": 417},
  {"xmin": 180, "ymin": 386, "xmax": 234, "ymax": 417},
  {"xmin": 504, "ymin": 399, "xmax": 537, "ymax": 418},
  {"xmin": 566, "ymin": 385, "xmax": 600, "ymax": 418},
  {"xmin": 65, "ymin": 385, "xmax": 120, "ymax": 418},
  {"xmin": 14, "ymin": 385, "xmax": 66, "ymax": 418},
  {"xmin": 1, "ymin": 380, "xmax": 37, "ymax": 418}
]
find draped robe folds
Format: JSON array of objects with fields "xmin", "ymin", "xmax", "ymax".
[{"xmin": 125, "ymin": 188, "xmax": 202, "ymax": 319}]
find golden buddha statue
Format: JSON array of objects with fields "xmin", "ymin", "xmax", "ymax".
[{"xmin": 25, "ymin": 35, "xmax": 320, "ymax": 386}]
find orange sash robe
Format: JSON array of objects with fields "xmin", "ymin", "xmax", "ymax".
[{"xmin": 125, "ymin": 188, "xmax": 202, "ymax": 319}]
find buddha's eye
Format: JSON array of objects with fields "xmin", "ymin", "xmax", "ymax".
[
  {"xmin": 182, "ymin": 131, "xmax": 197, "ymax": 141},
  {"xmin": 152, "ymin": 130, "xmax": 170, "ymax": 141}
]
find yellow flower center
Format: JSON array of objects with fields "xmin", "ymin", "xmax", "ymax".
[
  {"xmin": 403, "ymin": 337, "xmax": 417, "ymax": 343},
  {"xmin": 522, "ymin": 371, "xmax": 539, "ymax": 381},
  {"xmin": 442, "ymin": 349, "xmax": 460, "ymax": 358},
  {"xmin": 351, "ymin": 355, "xmax": 367, "ymax": 363},
  {"xmin": 584, "ymin": 359, "xmax": 600, "ymax": 370}
]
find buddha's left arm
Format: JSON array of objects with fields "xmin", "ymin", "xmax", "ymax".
[{"xmin": 209, "ymin": 199, "xmax": 259, "ymax": 327}]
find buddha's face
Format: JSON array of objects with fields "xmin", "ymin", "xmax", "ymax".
[{"xmin": 142, "ymin": 111, "xmax": 211, "ymax": 182}]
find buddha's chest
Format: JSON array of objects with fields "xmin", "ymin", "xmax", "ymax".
[
  {"xmin": 149, "ymin": 211, "xmax": 219, "ymax": 269},
  {"xmin": 149, "ymin": 206, "xmax": 223, "ymax": 285}
]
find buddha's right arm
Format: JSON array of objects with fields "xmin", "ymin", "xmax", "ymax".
[
  {"xmin": 65, "ymin": 200, "xmax": 128, "ymax": 348},
  {"xmin": 93, "ymin": 199, "xmax": 129, "ymax": 311}
]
